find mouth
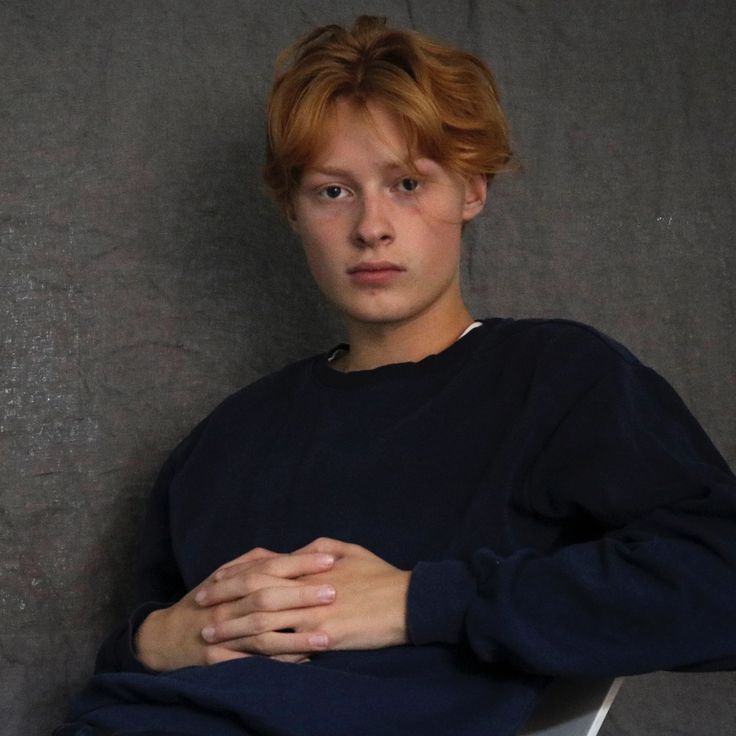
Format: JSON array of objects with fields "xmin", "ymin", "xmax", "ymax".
[
  {"xmin": 346, "ymin": 260, "xmax": 406, "ymax": 285},
  {"xmin": 346, "ymin": 261, "xmax": 405, "ymax": 274}
]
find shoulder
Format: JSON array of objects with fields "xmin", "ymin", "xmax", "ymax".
[
  {"xmin": 480, "ymin": 316, "xmax": 639, "ymax": 366},
  {"xmin": 474, "ymin": 317, "xmax": 643, "ymax": 391},
  {"xmin": 487, "ymin": 319, "xmax": 727, "ymax": 473},
  {"xmin": 166, "ymin": 353, "xmax": 321, "ymax": 471},
  {"xmin": 212, "ymin": 354, "xmax": 316, "ymax": 421}
]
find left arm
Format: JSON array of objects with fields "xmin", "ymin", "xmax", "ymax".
[{"xmin": 406, "ymin": 361, "xmax": 736, "ymax": 675}]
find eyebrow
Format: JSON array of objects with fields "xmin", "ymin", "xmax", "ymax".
[
  {"xmin": 304, "ymin": 166, "xmax": 355, "ymax": 178},
  {"xmin": 304, "ymin": 159, "xmax": 433, "ymax": 178}
]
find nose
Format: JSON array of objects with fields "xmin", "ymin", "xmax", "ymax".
[{"xmin": 352, "ymin": 191, "xmax": 394, "ymax": 248}]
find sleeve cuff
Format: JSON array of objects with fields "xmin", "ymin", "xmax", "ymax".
[
  {"xmin": 95, "ymin": 601, "xmax": 170, "ymax": 674},
  {"xmin": 406, "ymin": 559, "xmax": 477, "ymax": 646}
]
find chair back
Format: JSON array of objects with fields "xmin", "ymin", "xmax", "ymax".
[{"xmin": 518, "ymin": 677, "xmax": 623, "ymax": 736}]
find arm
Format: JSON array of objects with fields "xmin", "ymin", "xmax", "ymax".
[
  {"xmin": 134, "ymin": 548, "xmax": 338, "ymax": 670},
  {"xmin": 408, "ymin": 362, "xmax": 736, "ymax": 675},
  {"xmin": 94, "ymin": 446, "xmax": 187, "ymax": 674},
  {"xmin": 198, "ymin": 358, "xmax": 736, "ymax": 676},
  {"xmin": 95, "ymin": 422, "xmax": 338, "ymax": 673}
]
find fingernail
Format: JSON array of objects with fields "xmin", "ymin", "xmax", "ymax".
[
  {"xmin": 309, "ymin": 633, "xmax": 329, "ymax": 648},
  {"xmin": 195, "ymin": 590, "xmax": 207, "ymax": 604},
  {"xmin": 317, "ymin": 585, "xmax": 335, "ymax": 602},
  {"xmin": 316, "ymin": 554, "xmax": 335, "ymax": 567},
  {"xmin": 201, "ymin": 626, "xmax": 215, "ymax": 642}
]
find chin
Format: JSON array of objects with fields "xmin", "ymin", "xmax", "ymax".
[
  {"xmin": 339, "ymin": 303, "xmax": 429, "ymax": 328},
  {"xmin": 331, "ymin": 288, "xmax": 457, "ymax": 329}
]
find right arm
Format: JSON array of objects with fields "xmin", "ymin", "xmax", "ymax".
[
  {"xmin": 94, "ymin": 446, "xmax": 185, "ymax": 674},
  {"xmin": 133, "ymin": 548, "xmax": 337, "ymax": 671},
  {"xmin": 95, "ymin": 426, "xmax": 337, "ymax": 674}
]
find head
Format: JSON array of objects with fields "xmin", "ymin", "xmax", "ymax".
[{"xmin": 263, "ymin": 15, "xmax": 512, "ymax": 213}]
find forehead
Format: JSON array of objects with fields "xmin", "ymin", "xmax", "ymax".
[{"xmin": 305, "ymin": 98, "xmax": 414, "ymax": 170}]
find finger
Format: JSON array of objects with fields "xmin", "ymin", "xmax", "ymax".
[
  {"xmin": 256, "ymin": 551, "xmax": 336, "ymax": 578},
  {"xmin": 202, "ymin": 608, "xmax": 299, "ymax": 643},
  {"xmin": 207, "ymin": 551, "xmax": 335, "ymax": 588},
  {"xmin": 197, "ymin": 573, "xmax": 302, "ymax": 606},
  {"xmin": 215, "ymin": 630, "xmax": 330, "ymax": 657},
  {"xmin": 216, "ymin": 546, "xmax": 279, "ymax": 575},
  {"xmin": 293, "ymin": 537, "xmax": 360, "ymax": 557},
  {"xmin": 247, "ymin": 583, "xmax": 336, "ymax": 612},
  {"xmin": 292, "ymin": 537, "xmax": 341, "ymax": 555},
  {"xmin": 202, "ymin": 576, "xmax": 336, "ymax": 610},
  {"xmin": 270, "ymin": 653, "xmax": 311, "ymax": 664},
  {"xmin": 197, "ymin": 553, "xmax": 336, "ymax": 606},
  {"xmin": 202, "ymin": 646, "xmax": 251, "ymax": 666}
]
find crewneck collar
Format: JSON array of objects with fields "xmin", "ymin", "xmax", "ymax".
[{"xmin": 313, "ymin": 319, "xmax": 490, "ymax": 389}]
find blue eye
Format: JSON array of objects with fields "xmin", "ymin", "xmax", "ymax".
[
  {"xmin": 397, "ymin": 178, "xmax": 420, "ymax": 193},
  {"xmin": 319, "ymin": 185, "xmax": 347, "ymax": 199}
]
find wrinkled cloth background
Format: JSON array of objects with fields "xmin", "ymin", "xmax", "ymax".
[{"xmin": 1, "ymin": 1, "xmax": 734, "ymax": 733}]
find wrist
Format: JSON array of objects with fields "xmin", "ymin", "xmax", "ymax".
[
  {"xmin": 134, "ymin": 607, "xmax": 171, "ymax": 671},
  {"xmin": 394, "ymin": 569, "xmax": 412, "ymax": 645}
]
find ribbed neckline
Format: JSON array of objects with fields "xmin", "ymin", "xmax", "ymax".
[{"xmin": 312, "ymin": 319, "xmax": 496, "ymax": 389}]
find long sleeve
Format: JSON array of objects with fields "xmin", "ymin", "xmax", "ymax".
[
  {"xmin": 65, "ymin": 319, "xmax": 734, "ymax": 735},
  {"xmin": 407, "ymin": 349, "xmax": 736, "ymax": 677},
  {"xmin": 93, "ymin": 424, "xmax": 202, "ymax": 674}
]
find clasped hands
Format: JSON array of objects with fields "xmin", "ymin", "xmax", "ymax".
[{"xmin": 134, "ymin": 538, "xmax": 411, "ymax": 672}]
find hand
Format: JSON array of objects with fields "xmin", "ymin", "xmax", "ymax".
[
  {"xmin": 200, "ymin": 538, "xmax": 411, "ymax": 654},
  {"xmin": 134, "ymin": 547, "xmax": 337, "ymax": 671}
]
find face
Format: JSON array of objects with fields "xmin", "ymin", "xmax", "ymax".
[{"xmin": 288, "ymin": 98, "xmax": 486, "ymax": 331}]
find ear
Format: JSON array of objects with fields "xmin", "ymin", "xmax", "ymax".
[{"xmin": 461, "ymin": 174, "xmax": 488, "ymax": 223}]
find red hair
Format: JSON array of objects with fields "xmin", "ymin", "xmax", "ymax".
[{"xmin": 264, "ymin": 16, "xmax": 512, "ymax": 210}]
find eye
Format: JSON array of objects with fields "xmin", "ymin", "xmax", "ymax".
[
  {"xmin": 396, "ymin": 177, "xmax": 420, "ymax": 193},
  {"xmin": 318, "ymin": 185, "xmax": 349, "ymax": 200}
]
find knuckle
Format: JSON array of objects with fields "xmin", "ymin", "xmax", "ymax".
[
  {"xmin": 232, "ymin": 573, "xmax": 258, "ymax": 596},
  {"xmin": 248, "ymin": 611, "xmax": 269, "ymax": 633},
  {"xmin": 262, "ymin": 557, "xmax": 285, "ymax": 574},
  {"xmin": 239, "ymin": 574, "xmax": 261, "ymax": 595},
  {"xmin": 248, "ymin": 636, "xmax": 266, "ymax": 655},
  {"xmin": 251, "ymin": 588, "xmax": 271, "ymax": 610},
  {"xmin": 210, "ymin": 605, "xmax": 228, "ymax": 625}
]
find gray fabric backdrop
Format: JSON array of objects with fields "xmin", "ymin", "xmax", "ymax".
[{"xmin": 1, "ymin": 1, "xmax": 734, "ymax": 733}]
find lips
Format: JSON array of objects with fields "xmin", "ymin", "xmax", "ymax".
[
  {"xmin": 347, "ymin": 261, "xmax": 406, "ymax": 286},
  {"xmin": 347, "ymin": 261, "xmax": 405, "ymax": 274},
  {"xmin": 346, "ymin": 260, "xmax": 405, "ymax": 285}
]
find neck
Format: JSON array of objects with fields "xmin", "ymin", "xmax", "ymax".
[{"xmin": 337, "ymin": 302, "xmax": 475, "ymax": 373}]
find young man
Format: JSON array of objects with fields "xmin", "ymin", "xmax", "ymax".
[{"xmin": 58, "ymin": 16, "xmax": 736, "ymax": 736}]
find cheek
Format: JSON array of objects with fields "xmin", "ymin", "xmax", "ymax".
[
  {"xmin": 300, "ymin": 238, "xmax": 339, "ymax": 290},
  {"xmin": 412, "ymin": 189, "xmax": 467, "ymax": 241},
  {"xmin": 419, "ymin": 218, "xmax": 463, "ymax": 258},
  {"xmin": 432, "ymin": 244, "xmax": 462, "ymax": 276}
]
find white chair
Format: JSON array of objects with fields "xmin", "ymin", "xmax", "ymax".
[{"xmin": 518, "ymin": 677, "xmax": 623, "ymax": 736}]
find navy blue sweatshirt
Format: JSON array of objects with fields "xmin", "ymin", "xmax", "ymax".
[{"xmin": 60, "ymin": 319, "xmax": 736, "ymax": 735}]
